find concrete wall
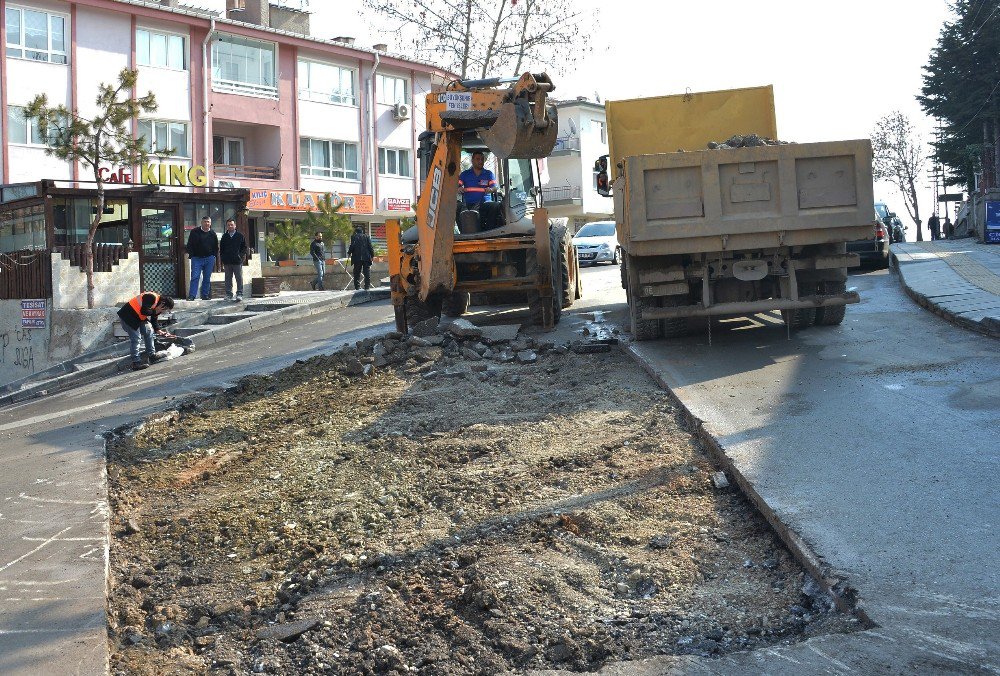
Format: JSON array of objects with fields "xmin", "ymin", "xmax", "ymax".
[
  {"xmin": 51, "ymin": 251, "xmax": 140, "ymax": 309},
  {"xmin": 0, "ymin": 299, "xmax": 51, "ymax": 387}
]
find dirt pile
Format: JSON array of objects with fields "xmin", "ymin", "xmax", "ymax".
[
  {"xmin": 706, "ymin": 134, "xmax": 790, "ymax": 149},
  {"xmin": 107, "ymin": 320, "xmax": 857, "ymax": 674}
]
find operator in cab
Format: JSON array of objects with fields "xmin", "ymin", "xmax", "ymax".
[{"xmin": 458, "ymin": 150, "xmax": 498, "ymax": 209}]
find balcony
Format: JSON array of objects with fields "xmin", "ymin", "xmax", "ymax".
[
  {"xmin": 212, "ymin": 164, "xmax": 280, "ymax": 180},
  {"xmin": 552, "ymin": 136, "xmax": 581, "ymax": 155},
  {"xmin": 542, "ymin": 185, "xmax": 582, "ymax": 205}
]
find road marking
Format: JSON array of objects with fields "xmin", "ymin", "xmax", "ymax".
[
  {"xmin": 18, "ymin": 493, "xmax": 95, "ymax": 506},
  {"xmin": 807, "ymin": 644, "xmax": 852, "ymax": 673},
  {"xmin": 0, "ymin": 401, "xmax": 113, "ymax": 432},
  {"xmin": 0, "ymin": 527, "xmax": 72, "ymax": 574}
]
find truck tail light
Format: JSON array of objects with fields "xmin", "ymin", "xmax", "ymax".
[{"xmin": 875, "ymin": 225, "xmax": 886, "ymax": 239}]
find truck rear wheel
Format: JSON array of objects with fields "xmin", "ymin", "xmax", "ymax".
[
  {"xmin": 815, "ymin": 281, "xmax": 847, "ymax": 325},
  {"xmin": 624, "ymin": 254, "xmax": 661, "ymax": 340},
  {"xmin": 661, "ymin": 295, "xmax": 689, "ymax": 338},
  {"xmin": 782, "ymin": 307, "xmax": 816, "ymax": 330}
]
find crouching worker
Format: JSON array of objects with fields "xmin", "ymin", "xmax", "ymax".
[{"xmin": 117, "ymin": 292, "xmax": 175, "ymax": 371}]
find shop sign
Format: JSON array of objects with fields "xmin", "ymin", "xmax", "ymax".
[
  {"xmin": 385, "ymin": 197, "xmax": 412, "ymax": 211},
  {"xmin": 21, "ymin": 299, "xmax": 46, "ymax": 328},
  {"xmin": 247, "ymin": 190, "xmax": 374, "ymax": 214},
  {"xmin": 140, "ymin": 164, "xmax": 208, "ymax": 187}
]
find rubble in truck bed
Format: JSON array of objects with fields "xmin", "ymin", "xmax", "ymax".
[
  {"xmin": 706, "ymin": 134, "xmax": 791, "ymax": 149},
  {"xmin": 106, "ymin": 319, "xmax": 860, "ymax": 675}
]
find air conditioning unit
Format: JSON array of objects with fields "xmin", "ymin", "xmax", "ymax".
[
  {"xmin": 214, "ymin": 179, "xmax": 240, "ymax": 188},
  {"xmin": 393, "ymin": 102, "xmax": 410, "ymax": 121}
]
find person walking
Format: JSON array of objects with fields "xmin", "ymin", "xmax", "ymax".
[
  {"xmin": 347, "ymin": 224, "xmax": 375, "ymax": 290},
  {"xmin": 117, "ymin": 292, "xmax": 174, "ymax": 371},
  {"xmin": 944, "ymin": 215, "xmax": 954, "ymax": 239},
  {"xmin": 309, "ymin": 231, "xmax": 326, "ymax": 290},
  {"xmin": 186, "ymin": 216, "xmax": 219, "ymax": 300},
  {"xmin": 219, "ymin": 218, "xmax": 247, "ymax": 301},
  {"xmin": 928, "ymin": 213, "xmax": 940, "ymax": 241}
]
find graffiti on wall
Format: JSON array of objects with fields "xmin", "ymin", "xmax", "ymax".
[{"xmin": 1, "ymin": 327, "xmax": 37, "ymax": 375}]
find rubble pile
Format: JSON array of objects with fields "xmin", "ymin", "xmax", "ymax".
[
  {"xmin": 707, "ymin": 133, "xmax": 791, "ymax": 149},
  {"xmin": 106, "ymin": 321, "xmax": 857, "ymax": 675}
]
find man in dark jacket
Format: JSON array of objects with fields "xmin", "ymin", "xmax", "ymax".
[
  {"xmin": 117, "ymin": 292, "xmax": 174, "ymax": 371},
  {"xmin": 347, "ymin": 224, "xmax": 375, "ymax": 290},
  {"xmin": 309, "ymin": 231, "xmax": 326, "ymax": 290},
  {"xmin": 185, "ymin": 216, "xmax": 219, "ymax": 300},
  {"xmin": 219, "ymin": 218, "xmax": 248, "ymax": 301},
  {"xmin": 928, "ymin": 213, "xmax": 940, "ymax": 241}
]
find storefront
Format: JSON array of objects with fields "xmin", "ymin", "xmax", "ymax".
[{"xmin": 0, "ymin": 180, "xmax": 249, "ymax": 303}]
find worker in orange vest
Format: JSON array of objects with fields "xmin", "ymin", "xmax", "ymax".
[{"xmin": 117, "ymin": 292, "xmax": 175, "ymax": 371}]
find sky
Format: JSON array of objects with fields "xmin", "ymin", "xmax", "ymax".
[{"xmin": 197, "ymin": 0, "xmax": 959, "ymax": 229}]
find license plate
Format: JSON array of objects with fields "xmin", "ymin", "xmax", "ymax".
[{"xmin": 579, "ymin": 253, "xmax": 596, "ymax": 259}]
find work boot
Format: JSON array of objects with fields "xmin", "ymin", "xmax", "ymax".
[
  {"xmin": 148, "ymin": 353, "xmax": 164, "ymax": 364},
  {"xmin": 131, "ymin": 361, "xmax": 149, "ymax": 371}
]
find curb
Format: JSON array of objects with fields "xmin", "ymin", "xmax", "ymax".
[
  {"xmin": 619, "ymin": 341, "xmax": 875, "ymax": 629},
  {"xmin": 891, "ymin": 252, "xmax": 1000, "ymax": 339},
  {"xmin": 0, "ymin": 289, "xmax": 389, "ymax": 407}
]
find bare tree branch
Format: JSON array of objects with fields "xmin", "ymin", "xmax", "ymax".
[{"xmin": 872, "ymin": 111, "xmax": 927, "ymax": 240}]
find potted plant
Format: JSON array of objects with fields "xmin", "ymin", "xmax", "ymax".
[{"xmin": 265, "ymin": 220, "xmax": 311, "ymax": 266}]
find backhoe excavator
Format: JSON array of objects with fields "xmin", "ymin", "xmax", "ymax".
[{"xmin": 386, "ymin": 72, "xmax": 581, "ymax": 333}]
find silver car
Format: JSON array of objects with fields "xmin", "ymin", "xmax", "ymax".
[{"xmin": 573, "ymin": 221, "xmax": 620, "ymax": 265}]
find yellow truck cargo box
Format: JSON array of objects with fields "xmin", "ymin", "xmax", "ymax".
[{"xmin": 606, "ymin": 85, "xmax": 777, "ymax": 178}]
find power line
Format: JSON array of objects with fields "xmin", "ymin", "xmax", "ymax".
[{"xmin": 952, "ymin": 76, "xmax": 1000, "ymax": 135}]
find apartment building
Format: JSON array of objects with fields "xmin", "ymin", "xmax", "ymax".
[
  {"xmin": 543, "ymin": 98, "xmax": 614, "ymax": 231},
  {"xmin": 0, "ymin": 0, "xmax": 453, "ymax": 294}
]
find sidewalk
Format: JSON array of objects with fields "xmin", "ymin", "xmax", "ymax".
[
  {"xmin": 0, "ymin": 288, "xmax": 389, "ymax": 407},
  {"xmin": 891, "ymin": 238, "xmax": 1000, "ymax": 337}
]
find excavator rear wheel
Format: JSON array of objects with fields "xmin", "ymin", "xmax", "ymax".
[
  {"xmin": 442, "ymin": 291, "xmax": 471, "ymax": 317},
  {"xmin": 527, "ymin": 226, "xmax": 565, "ymax": 326}
]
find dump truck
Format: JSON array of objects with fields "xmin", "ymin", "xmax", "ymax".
[
  {"xmin": 386, "ymin": 73, "xmax": 580, "ymax": 333},
  {"xmin": 598, "ymin": 85, "xmax": 876, "ymax": 339}
]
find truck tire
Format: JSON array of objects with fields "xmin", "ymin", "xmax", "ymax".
[
  {"xmin": 815, "ymin": 281, "xmax": 847, "ymax": 325},
  {"xmin": 782, "ymin": 307, "xmax": 816, "ymax": 330},
  {"xmin": 527, "ymin": 226, "xmax": 563, "ymax": 326},
  {"xmin": 660, "ymin": 295, "xmax": 689, "ymax": 338},
  {"xmin": 625, "ymin": 254, "xmax": 661, "ymax": 340},
  {"xmin": 442, "ymin": 291, "xmax": 471, "ymax": 317}
]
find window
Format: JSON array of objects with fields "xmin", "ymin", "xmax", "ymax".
[
  {"xmin": 0, "ymin": 203, "xmax": 46, "ymax": 251},
  {"xmin": 212, "ymin": 34, "xmax": 276, "ymax": 97},
  {"xmin": 300, "ymin": 138, "xmax": 359, "ymax": 180},
  {"xmin": 5, "ymin": 6, "xmax": 67, "ymax": 63},
  {"xmin": 378, "ymin": 147, "xmax": 411, "ymax": 177},
  {"xmin": 6, "ymin": 105, "xmax": 60, "ymax": 146},
  {"xmin": 594, "ymin": 120, "xmax": 607, "ymax": 144},
  {"xmin": 136, "ymin": 28, "xmax": 186, "ymax": 70},
  {"xmin": 139, "ymin": 120, "xmax": 189, "ymax": 157},
  {"xmin": 298, "ymin": 60, "xmax": 356, "ymax": 105},
  {"xmin": 212, "ymin": 136, "xmax": 244, "ymax": 165},
  {"xmin": 52, "ymin": 198, "xmax": 130, "ymax": 247},
  {"xmin": 376, "ymin": 74, "xmax": 408, "ymax": 105}
]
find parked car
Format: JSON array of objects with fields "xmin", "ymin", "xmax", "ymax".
[
  {"xmin": 875, "ymin": 201, "xmax": 906, "ymax": 243},
  {"xmin": 572, "ymin": 221, "xmax": 620, "ymax": 265},
  {"xmin": 847, "ymin": 207, "xmax": 892, "ymax": 268}
]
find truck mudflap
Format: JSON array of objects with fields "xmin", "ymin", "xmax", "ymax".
[{"xmin": 640, "ymin": 292, "xmax": 860, "ymax": 320}]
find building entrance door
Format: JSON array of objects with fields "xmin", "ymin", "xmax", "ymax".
[{"xmin": 138, "ymin": 205, "xmax": 182, "ymax": 296}]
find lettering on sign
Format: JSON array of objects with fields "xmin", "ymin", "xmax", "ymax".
[
  {"xmin": 442, "ymin": 92, "xmax": 473, "ymax": 111},
  {"xmin": 140, "ymin": 164, "xmax": 208, "ymax": 187},
  {"xmin": 98, "ymin": 167, "xmax": 133, "ymax": 184},
  {"xmin": 21, "ymin": 299, "xmax": 46, "ymax": 329},
  {"xmin": 426, "ymin": 166, "xmax": 443, "ymax": 230},
  {"xmin": 385, "ymin": 197, "xmax": 411, "ymax": 211}
]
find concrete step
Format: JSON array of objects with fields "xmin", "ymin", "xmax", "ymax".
[{"xmin": 206, "ymin": 312, "xmax": 258, "ymax": 325}]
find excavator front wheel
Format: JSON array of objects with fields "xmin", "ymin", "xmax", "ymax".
[{"xmin": 404, "ymin": 294, "xmax": 442, "ymax": 330}]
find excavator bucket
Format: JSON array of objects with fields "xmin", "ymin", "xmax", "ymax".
[{"xmin": 481, "ymin": 99, "xmax": 559, "ymax": 159}]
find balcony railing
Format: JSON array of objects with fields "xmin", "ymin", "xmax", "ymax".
[
  {"xmin": 213, "ymin": 164, "xmax": 280, "ymax": 181},
  {"xmin": 542, "ymin": 185, "xmax": 582, "ymax": 202},
  {"xmin": 553, "ymin": 136, "xmax": 581, "ymax": 152},
  {"xmin": 212, "ymin": 79, "xmax": 279, "ymax": 100}
]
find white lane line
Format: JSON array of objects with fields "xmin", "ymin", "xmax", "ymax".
[
  {"xmin": 0, "ymin": 579, "xmax": 78, "ymax": 586},
  {"xmin": 0, "ymin": 401, "xmax": 112, "ymax": 432},
  {"xmin": 18, "ymin": 493, "xmax": 95, "ymax": 506},
  {"xmin": 22, "ymin": 536, "xmax": 103, "ymax": 542},
  {"xmin": 807, "ymin": 644, "xmax": 852, "ymax": 673},
  {"xmin": 0, "ymin": 527, "xmax": 73, "ymax": 574}
]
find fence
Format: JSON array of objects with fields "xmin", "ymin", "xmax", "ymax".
[
  {"xmin": 54, "ymin": 243, "xmax": 129, "ymax": 272},
  {"xmin": 0, "ymin": 249, "xmax": 52, "ymax": 300},
  {"xmin": 542, "ymin": 185, "xmax": 582, "ymax": 202}
]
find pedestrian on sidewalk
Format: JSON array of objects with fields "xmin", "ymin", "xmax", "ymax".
[
  {"xmin": 186, "ymin": 216, "xmax": 219, "ymax": 300},
  {"xmin": 220, "ymin": 217, "xmax": 247, "ymax": 302},
  {"xmin": 348, "ymin": 224, "xmax": 375, "ymax": 290},
  {"xmin": 944, "ymin": 216, "xmax": 954, "ymax": 239},
  {"xmin": 928, "ymin": 213, "xmax": 940, "ymax": 241},
  {"xmin": 310, "ymin": 231, "xmax": 326, "ymax": 290},
  {"xmin": 117, "ymin": 292, "xmax": 175, "ymax": 371}
]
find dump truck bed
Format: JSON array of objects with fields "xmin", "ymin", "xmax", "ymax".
[{"xmin": 617, "ymin": 140, "xmax": 876, "ymax": 256}]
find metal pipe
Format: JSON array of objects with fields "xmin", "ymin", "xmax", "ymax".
[
  {"xmin": 641, "ymin": 292, "xmax": 861, "ymax": 320},
  {"xmin": 458, "ymin": 76, "xmax": 517, "ymax": 89},
  {"xmin": 366, "ymin": 50, "xmax": 380, "ymax": 200},
  {"xmin": 202, "ymin": 17, "xmax": 215, "ymax": 186}
]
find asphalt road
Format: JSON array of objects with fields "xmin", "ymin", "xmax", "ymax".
[{"xmin": 0, "ymin": 301, "xmax": 395, "ymax": 676}]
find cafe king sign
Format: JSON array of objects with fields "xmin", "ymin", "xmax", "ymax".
[{"xmin": 99, "ymin": 163, "xmax": 208, "ymax": 187}]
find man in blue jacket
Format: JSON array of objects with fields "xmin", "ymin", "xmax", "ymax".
[{"xmin": 219, "ymin": 218, "xmax": 247, "ymax": 301}]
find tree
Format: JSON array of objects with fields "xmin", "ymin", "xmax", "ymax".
[
  {"xmin": 265, "ymin": 221, "xmax": 312, "ymax": 262},
  {"xmin": 872, "ymin": 111, "xmax": 928, "ymax": 240},
  {"xmin": 26, "ymin": 69, "xmax": 165, "ymax": 308},
  {"xmin": 361, "ymin": 0, "xmax": 589, "ymax": 79},
  {"xmin": 919, "ymin": 0, "xmax": 1000, "ymax": 191},
  {"xmin": 301, "ymin": 195, "xmax": 353, "ymax": 247}
]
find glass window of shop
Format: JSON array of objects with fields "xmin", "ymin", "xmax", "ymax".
[
  {"xmin": 0, "ymin": 203, "xmax": 46, "ymax": 251},
  {"xmin": 182, "ymin": 202, "xmax": 241, "ymax": 233},
  {"xmin": 51, "ymin": 198, "xmax": 131, "ymax": 247}
]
